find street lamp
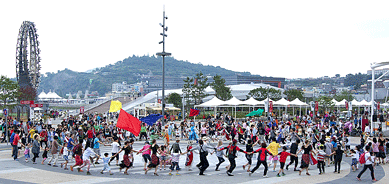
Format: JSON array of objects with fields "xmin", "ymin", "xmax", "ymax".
[{"xmin": 156, "ymin": 7, "xmax": 171, "ymax": 125}]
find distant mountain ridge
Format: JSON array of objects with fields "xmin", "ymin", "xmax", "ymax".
[{"xmin": 38, "ymin": 55, "xmax": 251, "ymax": 97}]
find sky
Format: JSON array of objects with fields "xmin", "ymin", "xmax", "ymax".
[{"xmin": 2, "ymin": 0, "xmax": 389, "ymax": 79}]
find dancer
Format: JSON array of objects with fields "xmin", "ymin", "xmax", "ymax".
[
  {"xmin": 267, "ymin": 137, "xmax": 280, "ymax": 172},
  {"xmin": 249, "ymin": 142, "xmax": 274, "ymax": 177},
  {"xmin": 297, "ymin": 140, "xmax": 313, "ymax": 176},
  {"xmin": 218, "ymin": 139, "xmax": 248, "ymax": 176},
  {"xmin": 137, "ymin": 141, "xmax": 151, "ymax": 170},
  {"xmin": 243, "ymin": 139, "xmax": 258, "ymax": 172},
  {"xmin": 213, "ymin": 140, "xmax": 225, "ymax": 171},
  {"xmin": 185, "ymin": 139, "xmax": 214, "ymax": 175},
  {"xmin": 286, "ymin": 139, "xmax": 300, "ymax": 171},
  {"xmin": 79, "ymin": 140, "xmax": 96, "ymax": 175},
  {"xmin": 277, "ymin": 146, "xmax": 297, "ymax": 177},
  {"xmin": 114, "ymin": 141, "xmax": 133, "ymax": 175},
  {"xmin": 185, "ymin": 141, "xmax": 194, "ymax": 171},
  {"xmin": 144, "ymin": 139, "xmax": 162, "ymax": 176}
]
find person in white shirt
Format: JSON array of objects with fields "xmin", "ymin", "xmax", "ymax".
[
  {"xmin": 108, "ymin": 138, "xmax": 121, "ymax": 165},
  {"xmin": 365, "ymin": 126, "xmax": 371, "ymax": 135},
  {"xmin": 79, "ymin": 140, "xmax": 96, "ymax": 175},
  {"xmin": 357, "ymin": 146, "xmax": 376, "ymax": 181}
]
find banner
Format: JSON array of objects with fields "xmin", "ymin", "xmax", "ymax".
[
  {"xmin": 29, "ymin": 107, "xmax": 34, "ymax": 120},
  {"xmin": 345, "ymin": 101, "xmax": 348, "ymax": 110},
  {"xmin": 378, "ymin": 102, "xmax": 380, "ymax": 110},
  {"xmin": 140, "ymin": 114, "xmax": 163, "ymax": 126},
  {"xmin": 315, "ymin": 101, "xmax": 318, "ymax": 112},
  {"xmin": 269, "ymin": 101, "xmax": 273, "ymax": 113}
]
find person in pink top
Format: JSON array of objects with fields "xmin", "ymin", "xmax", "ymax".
[
  {"xmin": 370, "ymin": 137, "xmax": 379, "ymax": 163},
  {"xmin": 201, "ymin": 124, "xmax": 207, "ymax": 138},
  {"xmin": 137, "ymin": 141, "xmax": 151, "ymax": 171}
]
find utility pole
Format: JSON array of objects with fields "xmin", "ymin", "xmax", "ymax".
[{"xmin": 156, "ymin": 6, "xmax": 171, "ymax": 126}]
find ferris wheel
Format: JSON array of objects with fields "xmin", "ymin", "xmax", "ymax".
[{"xmin": 15, "ymin": 21, "xmax": 41, "ymax": 91}]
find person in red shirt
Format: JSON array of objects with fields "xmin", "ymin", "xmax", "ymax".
[
  {"xmin": 249, "ymin": 142, "xmax": 274, "ymax": 177},
  {"xmin": 277, "ymin": 146, "xmax": 297, "ymax": 177},
  {"xmin": 87, "ymin": 127, "xmax": 94, "ymax": 139},
  {"xmin": 218, "ymin": 139, "xmax": 248, "ymax": 176},
  {"xmin": 12, "ymin": 130, "xmax": 24, "ymax": 160},
  {"xmin": 40, "ymin": 129, "xmax": 48, "ymax": 148}
]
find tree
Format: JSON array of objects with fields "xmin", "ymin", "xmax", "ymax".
[
  {"xmin": 166, "ymin": 92, "xmax": 182, "ymax": 108},
  {"xmin": 317, "ymin": 96, "xmax": 335, "ymax": 112},
  {"xmin": 0, "ymin": 75, "xmax": 20, "ymax": 109},
  {"xmin": 19, "ymin": 86, "xmax": 37, "ymax": 101},
  {"xmin": 344, "ymin": 73, "xmax": 369, "ymax": 90},
  {"xmin": 248, "ymin": 87, "xmax": 281, "ymax": 101},
  {"xmin": 284, "ymin": 89, "xmax": 304, "ymax": 101},
  {"xmin": 334, "ymin": 90, "xmax": 354, "ymax": 102},
  {"xmin": 191, "ymin": 72, "xmax": 208, "ymax": 105},
  {"xmin": 182, "ymin": 77, "xmax": 193, "ymax": 108},
  {"xmin": 211, "ymin": 75, "xmax": 232, "ymax": 101}
]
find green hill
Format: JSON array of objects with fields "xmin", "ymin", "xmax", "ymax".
[{"xmin": 39, "ymin": 55, "xmax": 251, "ymax": 97}]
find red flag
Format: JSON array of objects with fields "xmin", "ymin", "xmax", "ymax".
[
  {"xmin": 189, "ymin": 108, "xmax": 200, "ymax": 117},
  {"xmin": 269, "ymin": 101, "xmax": 273, "ymax": 113},
  {"xmin": 194, "ymin": 78, "xmax": 198, "ymax": 86},
  {"xmin": 117, "ymin": 109, "xmax": 141, "ymax": 136}
]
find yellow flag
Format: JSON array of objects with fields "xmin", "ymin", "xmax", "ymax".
[{"xmin": 109, "ymin": 100, "xmax": 122, "ymax": 112}]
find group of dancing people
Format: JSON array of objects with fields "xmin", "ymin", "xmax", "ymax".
[{"xmin": 7, "ymin": 111, "xmax": 389, "ymax": 182}]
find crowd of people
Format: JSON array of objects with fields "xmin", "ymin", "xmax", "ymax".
[{"xmin": 1, "ymin": 111, "xmax": 388, "ymax": 182}]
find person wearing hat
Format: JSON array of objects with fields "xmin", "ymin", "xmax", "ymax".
[{"xmin": 218, "ymin": 139, "xmax": 248, "ymax": 176}]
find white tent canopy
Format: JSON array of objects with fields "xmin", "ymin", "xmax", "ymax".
[
  {"xmin": 258, "ymin": 97, "xmax": 275, "ymax": 105},
  {"xmin": 273, "ymin": 98, "xmax": 291, "ymax": 106},
  {"xmin": 243, "ymin": 97, "xmax": 262, "ymax": 106},
  {"xmin": 38, "ymin": 91, "xmax": 47, "ymax": 99},
  {"xmin": 351, "ymin": 99, "xmax": 363, "ymax": 106},
  {"xmin": 195, "ymin": 97, "xmax": 225, "ymax": 107},
  {"xmin": 290, "ymin": 98, "xmax": 309, "ymax": 106},
  {"xmin": 335, "ymin": 99, "xmax": 347, "ymax": 107},
  {"xmin": 359, "ymin": 99, "xmax": 371, "ymax": 106},
  {"xmin": 220, "ymin": 97, "xmax": 244, "ymax": 106}
]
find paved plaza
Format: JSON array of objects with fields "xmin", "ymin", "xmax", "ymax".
[{"xmin": 0, "ymin": 137, "xmax": 387, "ymax": 184}]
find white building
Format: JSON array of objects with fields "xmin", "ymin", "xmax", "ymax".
[
  {"xmin": 367, "ymin": 68, "xmax": 389, "ymax": 75},
  {"xmin": 112, "ymin": 81, "xmax": 144, "ymax": 94}
]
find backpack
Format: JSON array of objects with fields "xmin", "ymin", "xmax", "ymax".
[
  {"xmin": 359, "ymin": 152, "xmax": 366, "ymax": 164},
  {"xmin": 172, "ymin": 143, "xmax": 180, "ymax": 153},
  {"xmin": 228, "ymin": 146, "xmax": 237, "ymax": 158}
]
